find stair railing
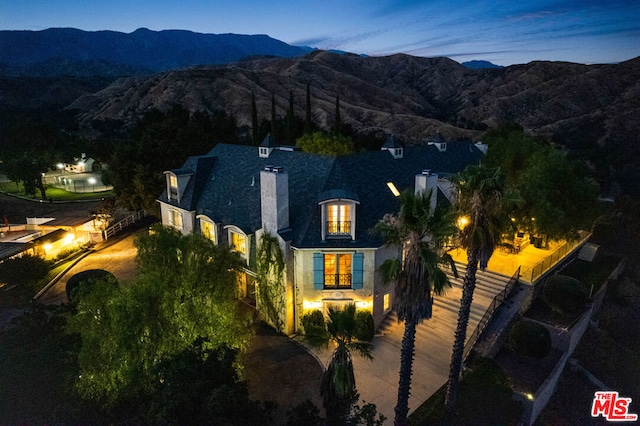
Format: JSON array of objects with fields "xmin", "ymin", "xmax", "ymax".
[{"xmin": 462, "ymin": 265, "xmax": 520, "ymax": 360}]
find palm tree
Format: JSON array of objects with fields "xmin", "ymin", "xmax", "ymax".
[
  {"xmin": 444, "ymin": 165, "xmax": 517, "ymax": 415},
  {"xmin": 304, "ymin": 303, "xmax": 373, "ymax": 425},
  {"xmin": 375, "ymin": 189, "xmax": 458, "ymax": 426}
]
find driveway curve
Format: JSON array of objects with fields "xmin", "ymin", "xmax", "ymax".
[{"xmin": 37, "ymin": 231, "xmax": 140, "ymax": 305}]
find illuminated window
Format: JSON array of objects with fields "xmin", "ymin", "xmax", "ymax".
[
  {"xmin": 169, "ymin": 174, "xmax": 179, "ymax": 199},
  {"xmin": 230, "ymin": 231, "xmax": 247, "ymax": 256},
  {"xmin": 383, "ymin": 293, "xmax": 391, "ymax": 312},
  {"xmin": 201, "ymin": 220, "xmax": 216, "ymax": 243},
  {"xmin": 169, "ymin": 209, "xmax": 183, "ymax": 229},
  {"xmin": 324, "ymin": 253, "xmax": 352, "ymax": 289},
  {"xmin": 327, "ymin": 203, "xmax": 351, "ymax": 236}
]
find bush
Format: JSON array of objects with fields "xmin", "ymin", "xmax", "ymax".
[
  {"xmin": 543, "ymin": 274, "xmax": 588, "ymax": 315},
  {"xmin": 0, "ymin": 254, "xmax": 50, "ymax": 288},
  {"xmin": 66, "ymin": 269, "xmax": 118, "ymax": 304},
  {"xmin": 354, "ymin": 310, "xmax": 375, "ymax": 341},
  {"xmin": 509, "ymin": 320, "xmax": 551, "ymax": 358},
  {"xmin": 300, "ymin": 309, "xmax": 325, "ymax": 333}
]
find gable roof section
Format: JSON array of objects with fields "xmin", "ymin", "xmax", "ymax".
[{"xmin": 158, "ymin": 142, "xmax": 483, "ymax": 248}]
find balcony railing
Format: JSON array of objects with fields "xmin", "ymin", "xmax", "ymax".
[
  {"xmin": 326, "ymin": 221, "xmax": 351, "ymax": 236},
  {"xmin": 324, "ymin": 273, "xmax": 352, "ymax": 289}
]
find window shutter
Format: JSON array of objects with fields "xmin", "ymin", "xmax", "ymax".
[
  {"xmin": 313, "ymin": 253, "xmax": 324, "ymax": 290},
  {"xmin": 352, "ymin": 252, "xmax": 364, "ymax": 289}
]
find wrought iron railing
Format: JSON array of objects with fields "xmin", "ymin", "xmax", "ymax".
[
  {"xmin": 462, "ymin": 266, "xmax": 521, "ymax": 361},
  {"xmin": 324, "ymin": 273, "xmax": 352, "ymax": 289},
  {"xmin": 520, "ymin": 232, "xmax": 590, "ymax": 283},
  {"xmin": 326, "ymin": 221, "xmax": 351, "ymax": 235}
]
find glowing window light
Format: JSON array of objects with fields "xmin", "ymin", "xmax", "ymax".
[{"xmin": 386, "ymin": 182, "xmax": 401, "ymax": 197}]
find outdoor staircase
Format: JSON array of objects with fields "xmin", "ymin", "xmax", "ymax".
[{"xmin": 376, "ymin": 262, "xmax": 514, "ymax": 351}]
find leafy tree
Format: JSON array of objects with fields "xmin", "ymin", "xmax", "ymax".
[
  {"xmin": 483, "ymin": 123, "xmax": 544, "ymax": 187},
  {"xmin": 375, "ymin": 190, "xmax": 457, "ymax": 426},
  {"xmin": 303, "ymin": 304, "xmax": 373, "ymax": 425},
  {"xmin": 518, "ymin": 145, "xmax": 599, "ymax": 243},
  {"xmin": 68, "ymin": 225, "xmax": 253, "ymax": 406},
  {"xmin": 483, "ymin": 124, "xmax": 599, "ymax": 243},
  {"xmin": 444, "ymin": 165, "xmax": 519, "ymax": 415},
  {"xmin": 296, "ymin": 131, "xmax": 354, "ymax": 156}
]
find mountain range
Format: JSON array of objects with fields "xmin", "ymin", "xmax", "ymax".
[{"xmin": 1, "ymin": 28, "xmax": 639, "ymax": 153}]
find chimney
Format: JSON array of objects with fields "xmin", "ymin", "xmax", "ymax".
[
  {"xmin": 260, "ymin": 165, "xmax": 289, "ymax": 234},
  {"xmin": 414, "ymin": 169, "xmax": 438, "ymax": 213}
]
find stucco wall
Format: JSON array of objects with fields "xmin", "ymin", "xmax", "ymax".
[
  {"xmin": 159, "ymin": 202, "xmax": 194, "ymax": 235},
  {"xmin": 294, "ymin": 247, "xmax": 379, "ymax": 332}
]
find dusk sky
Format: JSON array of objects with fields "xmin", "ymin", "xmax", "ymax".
[{"xmin": 2, "ymin": 0, "xmax": 639, "ymax": 66}]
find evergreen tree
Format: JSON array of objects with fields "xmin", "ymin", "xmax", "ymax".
[
  {"xmin": 333, "ymin": 94, "xmax": 341, "ymax": 135},
  {"xmin": 305, "ymin": 84, "xmax": 312, "ymax": 134},
  {"xmin": 270, "ymin": 93, "xmax": 277, "ymax": 140},
  {"xmin": 251, "ymin": 92, "xmax": 259, "ymax": 146},
  {"xmin": 286, "ymin": 90, "xmax": 294, "ymax": 145}
]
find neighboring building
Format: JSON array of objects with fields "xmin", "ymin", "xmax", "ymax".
[
  {"xmin": 157, "ymin": 137, "xmax": 486, "ymax": 335},
  {"xmin": 63, "ymin": 154, "xmax": 95, "ymax": 173}
]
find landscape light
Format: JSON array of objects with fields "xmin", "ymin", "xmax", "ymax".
[
  {"xmin": 457, "ymin": 216, "xmax": 469, "ymax": 228},
  {"xmin": 57, "ymin": 163, "xmax": 64, "ymax": 169}
]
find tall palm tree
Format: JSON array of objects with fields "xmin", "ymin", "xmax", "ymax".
[
  {"xmin": 375, "ymin": 189, "xmax": 458, "ymax": 426},
  {"xmin": 444, "ymin": 165, "xmax": 517, "ymax": 415},
  {"xmin": 304, "ymin": 303, "xmax": 373, "ymax": 425}
]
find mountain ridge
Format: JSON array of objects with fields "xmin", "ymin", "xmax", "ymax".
[
  {"xmin": 0, "ymin": 27, "xmax": 310, "ymax": 76},
  {"xmin": 67, "ymin": 51, "xmax": 640, "ymax": 151}
]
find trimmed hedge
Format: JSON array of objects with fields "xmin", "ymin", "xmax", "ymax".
[
  {"xmin": 543, "ymin": 274, "xmax": 588, "ymax": 315},
  {"xmin": 509, "ymin": 320, "xmax": 551, "ymax": 358}
]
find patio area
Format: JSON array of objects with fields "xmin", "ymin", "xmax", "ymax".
[{"xmin": 449, "ymin": 232, "xmax": 591, "ymax": 284}]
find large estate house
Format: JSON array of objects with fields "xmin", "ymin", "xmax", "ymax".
[{"xmin": 158, "ymin": 136, "xmax": 486, "ymax": 334}]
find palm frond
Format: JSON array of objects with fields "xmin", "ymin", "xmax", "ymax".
[{"xmin": 379, "ymin": 258, "xmax": 401, "ymax": 285}]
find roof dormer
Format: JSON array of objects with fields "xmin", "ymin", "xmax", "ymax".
[
  {"xmin": 164, "ymin": 169, "xmax": 192, "ymax": 203},
  {"xmin": 318, "ymin": 190, "xmax": 360, "ymax": 241},
  {"xmin": 381, "ymin": 134, "xmax": 404, "ymax": 159},
  {"xmin": 259, "ymin": 133, "xmax": 277, "ymax": 158},
  {"xmin": 427, "ymin": 132, "xmax": 447, "ymax": 152}
]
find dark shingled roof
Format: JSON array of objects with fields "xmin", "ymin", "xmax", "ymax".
[{"xmin": 158, "ymin": 142, "xmax": 483, "ymax": 249}]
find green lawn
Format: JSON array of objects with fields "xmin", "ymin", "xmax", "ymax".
[{"xmin": 0, "ymin": 181, "xmax": 113, "ymax": 201}]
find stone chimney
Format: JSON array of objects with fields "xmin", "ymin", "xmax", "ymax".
[
  {"xmin": 260, "ymin": 165, "xmax": 289, "ymax": 233},
  {"xmin": 414, "ymin": 169, "xmax": 438, "ymax": 213}
]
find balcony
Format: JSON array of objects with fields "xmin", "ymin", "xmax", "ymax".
[
  {"xmin": 324, "ymin": 273, "xmax": 352, "ymax": 289},
  {"xmin": 326, "ymin": 221, "xmax": 351, "ymax": 236}
]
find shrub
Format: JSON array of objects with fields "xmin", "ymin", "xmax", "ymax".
[
  {"xmin": 66, "ymin": 269, "xmax": 117, "ymax": 304},
  {"xmin": 0, "ymin": 254, "xmax": 50, "ymax": 288},
  {"xmin": 543, "ymin": 274, "xmax": 588, "ymax": 315},
  {"xmin": 300, "ymin": 309, "xmax": 325, "ymax": 334},
  {"xmin": 509, "ymin": 320, "xmax": 551, "ymax": 358},
  {"xmin": 354, "ymin": 310, "xmax": 375, "ymax": 341}
]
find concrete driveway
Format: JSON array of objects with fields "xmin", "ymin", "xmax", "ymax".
[
  {"xmin": 302, "ymin": 266, "xmax": 510, "ymax": 423},
  {"xmin": 37, "ymin": 231, "xmax": 140, "ymax": 305}
]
